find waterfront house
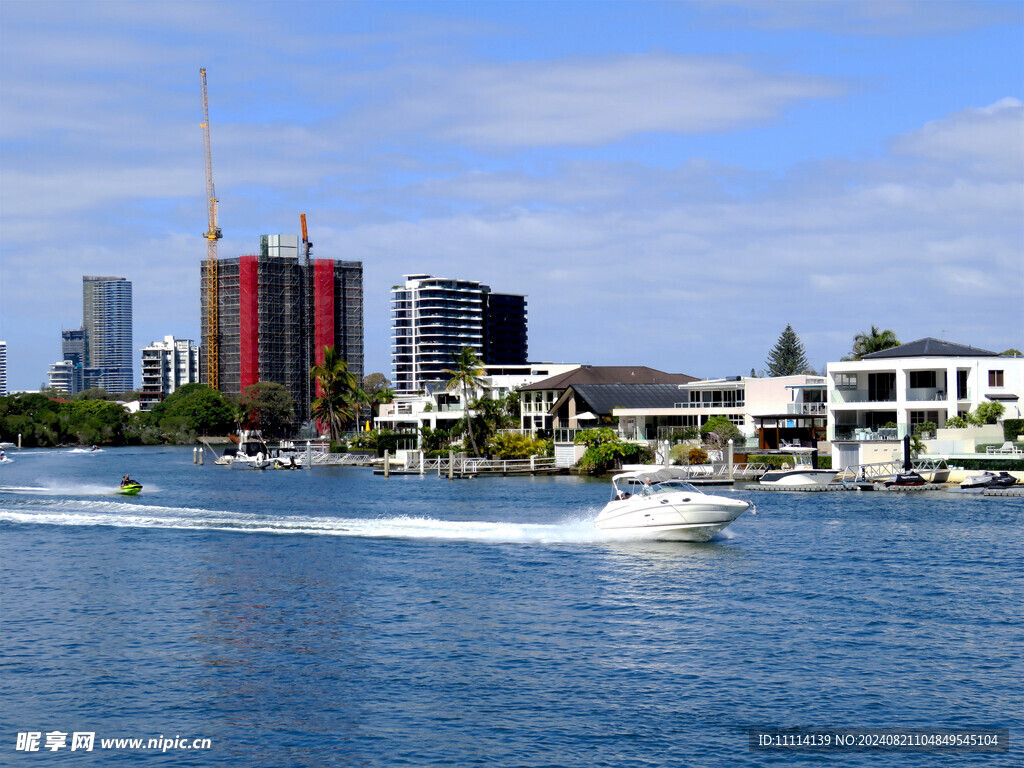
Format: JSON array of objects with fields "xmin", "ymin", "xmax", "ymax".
[
  {"xmin": 375, "ymin": 362, "xmax": 580, "ymax": 442},
  {"xmin": 519, "ymin": 366, "xmax": 697, "ymax": 436},
  {"xmin": 611, "ymin": 374, "xmax": 827, "ymax": 450},
  {"xmin": 826, "ymin": 338, "xmax": 1023, "ymax": 468}
]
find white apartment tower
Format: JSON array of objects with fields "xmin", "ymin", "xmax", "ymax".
[
  {"xmin": 140, "ymin": 336, "xmax": 200, "ymax": 411},
  {"xmin": 0, "ymin": 341, "xmax": 7, "ymax": 396},
  {"xmin": 390, "ymin": 274, "xmax": 528, "ymax": 396},
  {"xmin": 391, "ymin": 275, "xmax": 488, "ymax": 395}
]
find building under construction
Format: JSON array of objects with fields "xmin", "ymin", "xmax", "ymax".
[{"xmin": 200, "ymin": 235, "xmax": 363, "ymax": 422}]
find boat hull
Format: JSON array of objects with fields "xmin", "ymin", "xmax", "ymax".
[
  {"xmin": 759, "ymin": 469, "xmax": 838, "ymax": 487},
  {"xmin": 118, "ymin": 483, "xmax": 142, "ymax": 496},
  {"xmin": 594, "ymin": 493, "xmax": 751, "ymax": 542}
]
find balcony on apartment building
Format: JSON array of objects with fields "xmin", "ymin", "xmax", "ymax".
[{"xmin": 787, "ymin": 402, "xmax": 826, "ymax": 415}]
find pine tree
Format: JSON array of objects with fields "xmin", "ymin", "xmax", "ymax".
[{"xmin": 765, "ymin": 324, "xmax": 810, "ymax": 377}]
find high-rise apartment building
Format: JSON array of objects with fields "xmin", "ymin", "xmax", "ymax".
[
  {"xmin": 201, "ymin": 236, "xmax": 363, "ymax": 421},
  {"xmin": 140, "ymin": 336, "xmax": 201, "ymax": 411},
  {"xmin": 82, "ymin": 276, "xmax": 133, "ymax": 393},
  {"xmin": 47, "ymin": 360, "xmax": 77, "ymax": 394},
  {"xmin": 0, "ymin": 341, "xmax": 7, "ymax": 396},
  {"xmin": 61, "ymin": 328, "xmax": 87, "ymax": 395},
  {"xmin": 390, "ymin": 274, "xmax": 528, "ymax": 395}
]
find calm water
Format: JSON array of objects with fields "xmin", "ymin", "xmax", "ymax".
[{"xmin": 1, "ymin": 446, "xmax": 1020, "ymax": 767}]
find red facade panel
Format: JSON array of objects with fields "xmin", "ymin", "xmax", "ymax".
[
  {"xmin": 313, "ymin": 260, "xmax": 335, "ymax": 365},
  {"xmin": 239, "ymin": 255, "xmax": 259, "ymax": 390}
]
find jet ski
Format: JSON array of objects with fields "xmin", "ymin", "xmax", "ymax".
[{"xmin": 118, "ymin": 480, "xmax": 143, "ymax": 496}]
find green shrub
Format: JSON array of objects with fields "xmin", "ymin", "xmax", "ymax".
[
  {"xmin": 573, "ymin": 427, "xmax": 617, "ymax": 447},
  {"xmin": 955, "ymin": 459, "xmax": 1024, "ymax": 471},
  {"xmin": 1003, "ymin": 419, "xmax": 1024, "ymax": 441},
  {"xmin": 488, "ymin": 432, "xmax": 550, "ymax": 459},
  {"xmin": 748, "ymin": 454, "xmax": 790, "ymax": 469},
  {"xmin": 975, "ymin": 402, "xmax": 1005, "ymax": 425},
  {"xmin": 577, "ymin": 440, "xmax": 652, "ymax": 475},
  {"xmin": 687, "ymin": 447, "xmax": 709, "ymax": 465},
  {"xmin": 945, "ymin": 416, "xmax": 968, "ymax": 429}
]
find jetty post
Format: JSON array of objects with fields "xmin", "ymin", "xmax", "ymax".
[
  {"xmin": 199, "ymin": 447, "xmax": 204, "ymax": 465},
  {"xmin": 448, "ymin": 450, "xmax": 454, "ymax": 480},
  {"xmin": 727, "ymin": 439, "xmax": 734, "ymax": 481},
  {"xmin": 384, "ymin": 450, "xmax": 390, "ymax": 478},
  {"xmin": 193, "ymin": 447, "xmax": 198, "ymax": 464},
  {"xmin": 420, "ymin": 451, "xmax": 425, "ymax": 476}
]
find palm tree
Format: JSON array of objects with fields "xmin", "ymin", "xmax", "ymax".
[
  {"xmin": 353, "ymin": 387, "xmax": 372, "ymax": 433},
  {"xmin": 444, "ymin": 347, "xmax": 487, "ymax": 456},
  {"xmin": 310, "ymin": 345, "xmax": 357, "ymax": 442},
  {"xmin": 851, "ymin": 326, "xmax": 900, "ymax": 360},
  {"xmin": 370, "ymin": 387, "xmax": 395, "ymax": 418}
]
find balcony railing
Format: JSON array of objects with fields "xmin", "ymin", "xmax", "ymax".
[
  {"xmin": 830, "ymin": 389, "xmax": 896, "ymax": 403},
  {"xmin": 674, "ymin": 400, "xmax": 744, "ymax": 409},
  {"xmin": 787, "ymin": 402, "xmax": 826, "ymax": 415},
  {"xmin": 834, "ymin": 426, "xmax": 905, "ymax": 441},
  {"xmin": 906, "ymin": 387, "xmax": 947, "ymax": 402}
]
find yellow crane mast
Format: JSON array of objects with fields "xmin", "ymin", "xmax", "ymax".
[{"xmin": 200, "ymin": 68, "xmax": 222, "ymax": 389}]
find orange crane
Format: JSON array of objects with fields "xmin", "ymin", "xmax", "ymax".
[
  {"xmin": 300, "ymin": 213, "xmax": 312, "ymax": 262},
  {"xmin": 200, "ymin": 68, "xmax": 222, "ymax": 389}
]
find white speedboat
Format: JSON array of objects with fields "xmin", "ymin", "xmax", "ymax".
[
  {"xmin": 595, "ymin": 469, "xmax": 754, "ymax": 542},
  {"xmin": 759, "ymin": 450, "xmax": 838, "ymax": 487}
]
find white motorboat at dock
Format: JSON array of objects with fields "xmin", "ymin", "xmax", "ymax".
[
  {"xmin": 595, "ymin": 468, "xmax": 754, "ymax": 542},
  {"xmin": 758, "ymin": 448, "xmax": 838, "ymax": 487}
]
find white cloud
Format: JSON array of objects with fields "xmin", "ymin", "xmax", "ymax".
[
  {"xmin": 891, "ymin": 98, "xmax": 1024, "ymax": 177},
  {"xmin": 388, "ymin": 55, "xmax": 840, "ymax": 147}
]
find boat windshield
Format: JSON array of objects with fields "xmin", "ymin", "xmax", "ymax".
[
  {"xmin": 651, "ymin": 480, "xmax": 699, "ymax": 494},
  {"xmin": 611, "ymin": 476, "xmax": 700, "ymax": 499}
]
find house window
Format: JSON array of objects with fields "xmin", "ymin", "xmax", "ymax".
[
  {"xmin": 908, "ymin": 371, "xmax": 936, "ymax": 389},
  {"xmin": 988, "ymin": 370, "xmax": 1004, "ymax": 387},
  {"xmin": 835, "ymin": 373, "xmax": 857, "ymax": 388}
]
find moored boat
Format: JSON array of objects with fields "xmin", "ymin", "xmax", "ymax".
[{"xmin": 883, "ymin": 471, "xmax": 927, "ymax": 487}]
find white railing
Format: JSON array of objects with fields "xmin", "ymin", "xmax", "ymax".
[
  {"xmin": 405, "ymin": 456, "xmax": 559, "ymax": 474},
  {"xmin": 787, "ymin": 402, "xmax": 827, "ymax": 415},
  {"xmin": 308, "ymin": 452, "xmax": 378, "ymax": 466},
  {"xmin": 835, "ymin": 458, "xmax": 949, "ymax": 484}
]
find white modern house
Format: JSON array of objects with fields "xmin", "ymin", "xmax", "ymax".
[
  {"xmin": 612, "ymin": 374, "xmax": 827, "ymax": 449},
  {"xmin": 827, "ymin": 338, "xmax": 1023, "ymax": 467},
  {"xmin": 139, "ymin": 336, "xmax": 201, "ymax": 411},
  {"xmin": 375, "ymin": 363, "xmax": 580, "ymax": 440}
]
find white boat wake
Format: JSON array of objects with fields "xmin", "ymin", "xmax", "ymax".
[{"xmin": 0, "ymin": 499, "xmax": 637, "ymax": 544}]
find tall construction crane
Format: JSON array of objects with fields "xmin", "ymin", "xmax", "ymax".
[
  {"xmin": 300, "ymin": 213, "xmax": 312, "ymax": 263},
  {"xmin": 200, "ymin": 68, "xmax": 222, "ymax": 389}
]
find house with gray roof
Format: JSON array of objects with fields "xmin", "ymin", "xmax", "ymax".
[
  {"xmin": 519, "ymin": 366, "xmax": 697, "ymax": 434},
  {"xmin": 827, "ymin": 337, "xmax": 1023, "ymax": 468}
]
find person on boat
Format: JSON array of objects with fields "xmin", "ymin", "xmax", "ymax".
[
  {"xmin": 642, "ymin": 477, "xmax": 654, "ymax": 496},
  {"xmin": 0, "ymin": 449, "xmax": 6, "ymax": 461},
  {"xmin": 91, "ymin": 445, "xmax": 99, "ymax": 451},
  {"xmin": 120, "ymin": 474, "xmax": 135, "ymax": 487}
]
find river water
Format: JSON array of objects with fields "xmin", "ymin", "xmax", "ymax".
[{"xmin": 0, "ymin": 446, "xmax": 1020, "ymax": 766}]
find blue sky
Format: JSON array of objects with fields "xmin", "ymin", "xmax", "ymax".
[{"xmin": 1, "ymin": 0, "xmax": 1022, "ymax": 391}]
